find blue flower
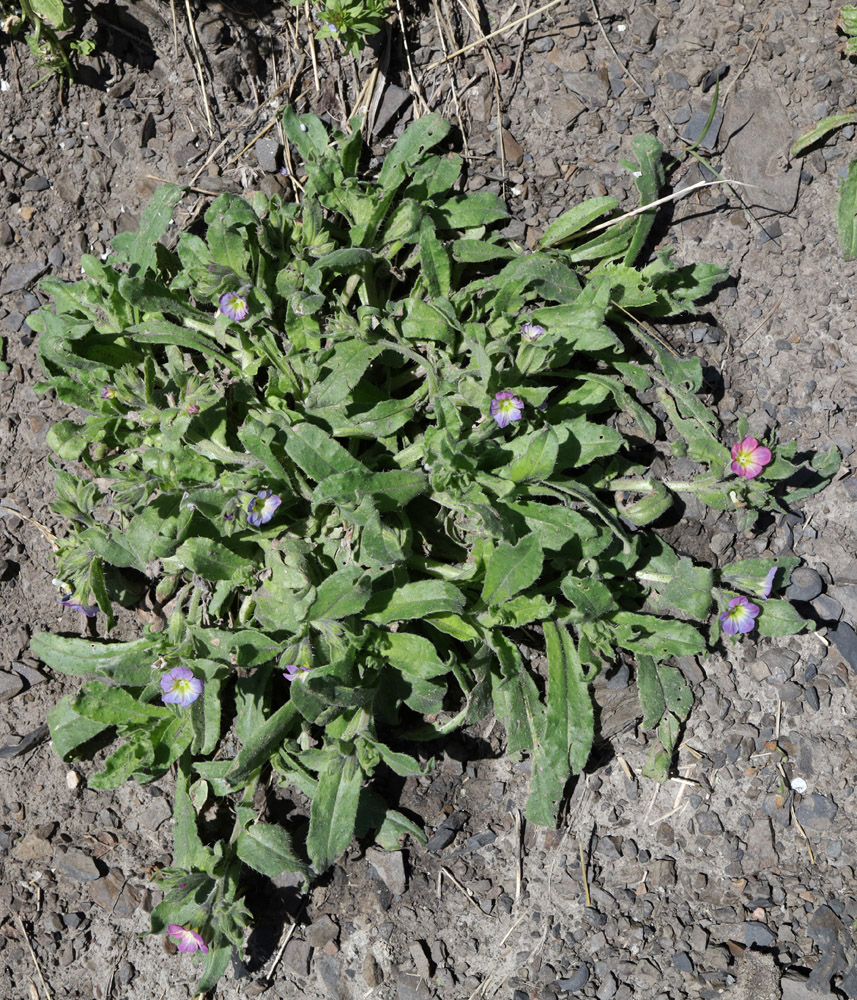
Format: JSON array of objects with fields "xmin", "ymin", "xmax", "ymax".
[
  {"xmin": 219, "ymin": 291, "xmax": 249, "ymax": 322},
  {"xmin": 489, "ymin": 391, "xmax": 524, "ymax": 429},
  {"xmin": 246, "ymin": 489, "xmax": 281, "ymax": 527},
  {"xmin": 58, "ymin": 596, "xmax": 98, "ymax": 618}
]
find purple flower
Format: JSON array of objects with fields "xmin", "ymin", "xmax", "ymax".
[
  {"xmin": 730, "ymin": 437, "xmax": 772, "ymax": 480},
  {"xmin": 219, "ymin": 291, "xmax": 249, "ymax": 322},
  {"xmin": 720, "ymin": 596, "xmax": 760, "ymax": 636},
  {"xmin": 186, "ymin": 403, "xmax": 200, "ymax": 416},
  {"xmin": 160, "ymin": 667, "xmax": 203, "ymax": 707},
  {"xmin": 167, "ymin": 925, "xmax": 208, "ymax": 954},
  {"xmin": 100, "ymin": 387, "xmax": 115, "ymax": 399},
  {"xmin": 759, "ymin": 567, "xmax": 777, "ymax": 600},
  {"xmin": 283, "ymin": 663, "xmax": 311, "ymax": 682},
  {"xmin": 58, "ymin": 596, "xmax": 98, "ymax": 618},
  {"xmin": 489, "ymin": 390, "xmax": 524, "ymax": 429},
  {"xmin": 520, "ymin": 321, "xmax": 545, "ymax": 342},
  {"xmin": 247, "ymin": 489, "xmax": 281, "ymax": 527}
]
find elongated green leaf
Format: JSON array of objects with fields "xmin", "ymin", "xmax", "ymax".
[
  {"xmin": 526, "ymin": 622, "xmax": 594, "ymax": 826},
  {"xmin": 307, "ymin": 567, "xmax": 369, "ymax": 620},
  {"xmin": 284, "ymin": 421, "xmax": 365, "ymax": 483},
  {"xmin": 561, "ymin": 575, "xmax": 615, "ymax": 621},
  {"xmin": 365, "ymin": 580, "xmax": 465, "ymax": 624},
  {"xmin": 612, "ymin": 612, "xmax": 705, "ymax": 660},
  {"xmin": 73, "ymin": 681, "xmax": 170, "ymax": 726},
  {"xmin": 376, "ymin": 631, "xmax": 449, "ymax": 679},
  {"xmin": 47, "ymin": 696, "xmax": 110, "ymax": 760},
  {"xmin": 622, "ymin": 134, "xmax": 664, "ymax": 266},
  {"xmin": 838, "ymin": 160, "xmax": 857, "ymax": 260},
  {"xmin": 193, "ymin": 946, "xmax": 232, "ymax": 997},
  {"xmin": 663, "ymin": 559, "xmax": 713, "ymax": 618},
  {"xmin": 636, "ymin": 655, "xmax": 666, "ymax": 730},
  {"xmin": 306, "ymin": 755, "xmax": 362, "ymax": 872},
  {"xmin": 378, "ymin": 114, "xmax": 451, "ymax": 190},
  {"xmin": 111, "ymin": 184, "xmax": 184, "ymax": 276},
  {"xmin": 419, "ymin": 216, "xmax": 451, "ymax": 297},
  {"xmin": 451, "ymin": 239, "xmax": 519, "ymax": 262},
  {"xmin": 508, "ymin": 426, "xmax": 559, "ymax": 483},
  {"xmin": 127, "ymin": 321, "xmax": 241, "ymax": 372},
  {"xmin": 31, "ymin": 633, "xmax": 159, "ymax": 683},
  {"xmin": 756, "ymin": 599, "xmax": 812, "ymax": 637},
  {"xmin": 792, "ymin": 113, "xmax": 857, "ymax": 157},
  {"xmin": 236, "ymin": 822, "xmax": 310, "ymax": 879},
  {"xmin": 174, "ymin": 537, "xmax": 250, "ymax": 581},
  {"xmin": 489, "ymin": 633, "xmax": 543, "ymax": 756},
  {"xmin": 539, "ymin": 196, "xmax": 619, "ymax": 249},
  {"xmin": 227, "ymin": 701, "xmax": 297, "ymax": 787},
  {"xmin": 174, "ymin": 757, "xmax": 205, "ymax": 870},
  {"xmin": 480, "ymin": 534, "xmax": 543, "ymax": 607}
]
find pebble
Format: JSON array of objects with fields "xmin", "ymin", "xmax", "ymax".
[
  {"xmin": 426, "ymin": 811, "xmax": 468, "ymax": 851},
  {"xmin": 596, "ymin": 972, "xmax": 618, "ymax": 999},
  {"xmin": 0, "ymin": 261, "xmax": 46, "ymax": 294},
  {"xmin": 558, "ymin": 963, "xmax": 590, "ymax": 992},
  {"xmin": 363, "ymin": 954, "xmax": 383, "ymax": 987},
  {"xmin": 255, "ymin": 135, "xmax": 280, "ymax": 173},
  {"xmin": 54, "ymin": 847, "xmax": 100, "ymax": 881},
  {"xmin": 284, "ymin": 938, "xmax": 312, "ymax": 976},
  {"xmin": 745, "ymin": 921, "xmax": 777, "ymax": 947},
  {"xmin": 831, "ymin": 621, "xmax": 857, "ymax": 671},
  {"xmin": 804, "ymin": 686, "xmax": 820, "ymax": 711},
  {"xmin": 672, "ymin": 952, "xmax": 694, "ymax": 973},
  {"xmin": 785, "ymin": 567, "xmax": 823, "ymax": 601},
  {"xmin": 812, "ymin": 594, "xmax": 842, "ymax": 621},
  {"xmin": 694, "ymin": 811, "xmax": 724, "ymax": 836},
  {"xmin": 366, "ymin": 848, "xmax": 407, "ymax": 896},
  {"xmin": 795, "ymin": 793, "xmax": 838, "ymax": 828},
  {"xmin": 89, "ymin": 870, "xmax": 140, "ymax": 917},
  {"xmin": 306, "ymin": 915, "xmax": 339, "ymax": 949},
  {"xmin": 0, "ymin": 671, "xmax": 23, "ymax": 702},
  {"xmin": 23, "ymin": 175, "xmax": 50, "ymax": 191}
]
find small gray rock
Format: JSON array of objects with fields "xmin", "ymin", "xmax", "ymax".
[
  {"xmin": 745, "ymin": 920, "xmax": 777, "ymax": 948},
  {"xmin": 812, "ymin": 594, "xmax": 842, "ymax": 621},
  {"xmin": 0, "ymin": 671, "xmax": 24, "ymax": 702},
  {"xmin": 558, "ymin": 963, "xmax": 590, "ymax": 992},
  {"xmin": 0, "ymin": 261, "xmax": 47, "ymax": 295},
  {"xmin": 673, "ymin": 952, "xmax": 694, "ymax": 973},
  {"xmin": 306, "ymin": 915, "xmax": 339, "ymax": 949},
  {"xmin": 284, "ymin": 938, "xmax": 312, "ymax": 977},
  {"xmin": 795, "ymin": 793, "xmax": 838, "ymax": 828},
  {"xmin": 694, "ymin": 811, "xmax": 724, "ymax": 836},
  {"xmin": 366, "ymin": 847, "xmax": 407, "ymax": 896},
  {"xmin": 426, "ymin": 810, "xmax": 468, "ymax": 851},
  {"xmin": 785, "ymin": 567, "xmax": 823, "ymax": 602},
  {"xmin": 55, "ymin": 847, "xmax": 101, "ymax": 882},
  {"xmin": 596, "ymin": 972, "xmax": 617, "ymax": 999},
  {"xmin": 832, "ymin": 621, "xmax": 857, "ymax": 671},
  {"xmin": 255, "ymin": 135, "xmax": 280, "ymax": 173},
  {"xmin": 24, "ymin": 175, "xmax": 50, "ymax": 192}
]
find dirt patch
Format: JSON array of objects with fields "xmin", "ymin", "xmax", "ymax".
[{"xmin": 2, "ymin": 1, "xmax": 857, "ymax": 999}]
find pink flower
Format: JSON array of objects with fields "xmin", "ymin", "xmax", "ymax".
[
  {"xmin": 720, "ymin": 596, "xmax": 760, "ymax": 635},
  {"xmin": 167, "ymin": 925, "xmax": 208, "ymax": 954},
  {"xmin": 730, "ymin": 437, "xmax": 772, "ymax": 479}
]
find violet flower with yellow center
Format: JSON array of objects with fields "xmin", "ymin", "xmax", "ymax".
[
  {"xmin": 219, "ymin": 291, "xmax": 249, "ymax": 322},
  {"xmin": 489, "ymin": 391, "xmax": 524, "ymax": 429},
  {"xmin": 160, "ymin": 667, "xmax": 203, "ymax": 707},
  {"xmin": 247, "ymin": 489, "xmax": 281, "ymax": 527},
  {"xmin": 720, "ymin": 596, "xmax": 760, "ymax": 635}
]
